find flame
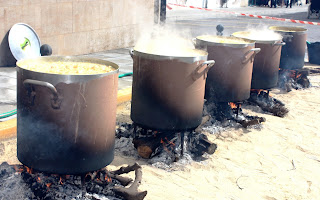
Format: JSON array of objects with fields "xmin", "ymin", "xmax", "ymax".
[
  {"xmin": 37, "ymin": 177, "xmax": 41, "ymax": 183},
  {"xmin": 296, "ymin": 73, "xmax": 302, "ymax": 79},
  {"xmin": 229, "ymin": 102, "xmax": 237, "ymax": 109},
  {"xmin": 104, "ymin": 174, "xmax": 112, "ymax": 183},
  {"xmin": 46, "ymin": 183, "xmax": 52, "ymax": 188},
  {"xmin": 59, "ymin": 177, "xmax": 63, "ymax": 185},
  {"xmin": 25, "ymin": 166, "xmax": 33, "ymax": 174}
]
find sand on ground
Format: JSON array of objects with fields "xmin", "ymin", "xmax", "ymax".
[{"xmin": 1, "ymin": 64, "xmax": 320, "ymax": 200}]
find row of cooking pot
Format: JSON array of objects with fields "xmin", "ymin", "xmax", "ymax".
[
  {"xmin": 16, "ymin": 26, "xmax": 307, "ymax": 174},
  {"xmin": 131, "ymin": 26, "xmax": 308, "ymax": 131}
]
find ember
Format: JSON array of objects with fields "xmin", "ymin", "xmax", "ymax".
[{"xmin": 0, "ymin": 162, "xmax": 147, "ymax": 200}]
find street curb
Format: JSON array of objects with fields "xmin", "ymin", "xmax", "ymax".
[{"xmin": 0, "ymin": 87, "xmax": 133, "ymax": 140}]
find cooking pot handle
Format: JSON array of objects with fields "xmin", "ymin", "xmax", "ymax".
[
  {"xmin": 273, "ymin": 42, "xmax": 286, "ymax": 46},
  {"xmin": 242, "ymin": 48, "xmax": 261, "ymax": 64},
  {"xmin": 129, "ymin": 49, "xmax": 134, "ymax": 58},
  {"xmin": 23, "ymin": 79, "xmax": 62, "ymax": 109},
  {"xmin": 192, "ymin": 60, "xmax": 215, "ymax": 80}
]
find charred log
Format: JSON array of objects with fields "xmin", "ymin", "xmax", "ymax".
[
  {"xmin": 113, "ymin": 163, "xmax": 147, "ymax": 200},
  {"xmin": 187, "ymin": 132, "xmax": 217, "ymax": 157},
  {"xmin": 248, "ymin": 91, "xmax": 288, "ymax": 117},
  {"xmin": 309, "ymin": 67, "xmax": 320, "ymax": 74},
  {"xmin": 109, "ymin": 173, "xmax": 133, "ymax": 186},
  {"xmin": 111, "ymin": 162, "xmax": 140, "ymax": 175}
]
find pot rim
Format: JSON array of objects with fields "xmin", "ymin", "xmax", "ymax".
[
  {"xmin": 269, "ymin": 26, "xmax": 307, "ymax": 35},
  {"xmin": 17, "ymin": 56, "xmax": 119, "ymax": 85},
  {"xmin": 231, "ymin": 31, "xmax": 283, "ymax": 44},
  {"xmin": 132, "ymin": 49, "xmax": 208, "ymax": 64},
  {"xmin": 195, "ymin": 35, "xmax": 255, "ymax": 48}
]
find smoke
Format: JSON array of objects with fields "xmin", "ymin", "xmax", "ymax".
[{"xmin": 134, "ymin": 24, "xmax": 206, "ymax": 56}]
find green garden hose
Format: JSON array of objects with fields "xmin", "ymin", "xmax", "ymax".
[
  {"xmin": 118, "ymin": 72, "xmax": 133, "ymax": 78},
  {"xmin": 0, "ymin": 109, "xmax": 17, "ymax": 119},
  {"xmin": 0, "ymin": 72, "xmax": 133, "ymax": 119}
]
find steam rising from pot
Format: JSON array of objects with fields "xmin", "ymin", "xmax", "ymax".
[
  {"xmin": 134, "ymin": 25, "xmax": 206, "ymax": 57},
  {"xmin": 234, "ymin": 27, "xmax": 282, "ymax": 41}
]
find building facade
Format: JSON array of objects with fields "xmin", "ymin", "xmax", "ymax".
[{"xmin": 0, "ymin": 0, "xmax": 154, "ymax": 66}]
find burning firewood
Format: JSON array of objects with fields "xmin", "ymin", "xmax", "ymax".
[
  {"xmin": 279, "ymin": 68, "xmax": 311, "ymax": 92},
  {"xmin": 133, "ymin": 132, "xmax": 176, "ymax": 159}
]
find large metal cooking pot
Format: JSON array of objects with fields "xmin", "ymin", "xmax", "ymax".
[
  {"xmin": 195, "ymin": 35, "xmax": 260, "ymax": 102},
  {"xmin": 269, "ymin": 26, "xmax": 307, "ymax": 70},
  {"xmin": 232, "ymin": 31, "xmax": 285, "ymax": 90},
  {"xmin": 130, "ymin": 49, "xmax": 215, "ymax": 131},
  {"xmin": 17, "ymin": 56, "xmax": 119, "ymax": 174}
]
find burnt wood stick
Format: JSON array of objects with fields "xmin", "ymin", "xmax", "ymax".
[
  {"xmin": 111, "ymin": 163, "xmax": 140, "ymax": 175},
  {"xmin": 309, "ymin": 68, "xmax": 320, "ymax": 74},
  {"xmin": 249, "ymin": 96, "xmax": 288, "ymax": 117},
  {"xmin": 113, "ymin": 166, "xmax": 147, "ymax": 200},
  {"xmin": 109, "ymin": 173, "xmax": 133, "ymax": 186},
  {"xmin": 200, "ymin": 136, "xmax": 217, "ymax": 155},
  {"xmin": 188, "ymin": 133, "xmax": 217, "ymax": 156}
]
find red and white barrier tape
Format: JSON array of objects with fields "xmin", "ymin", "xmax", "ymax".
[{"xmin": 168, "ymin": 3, "xmax": 320, "ymax": 26}]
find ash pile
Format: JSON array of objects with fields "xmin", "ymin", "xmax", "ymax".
[{"xmin": 115, "ymin": 123, "xmax": 217, "ymax": 170}]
